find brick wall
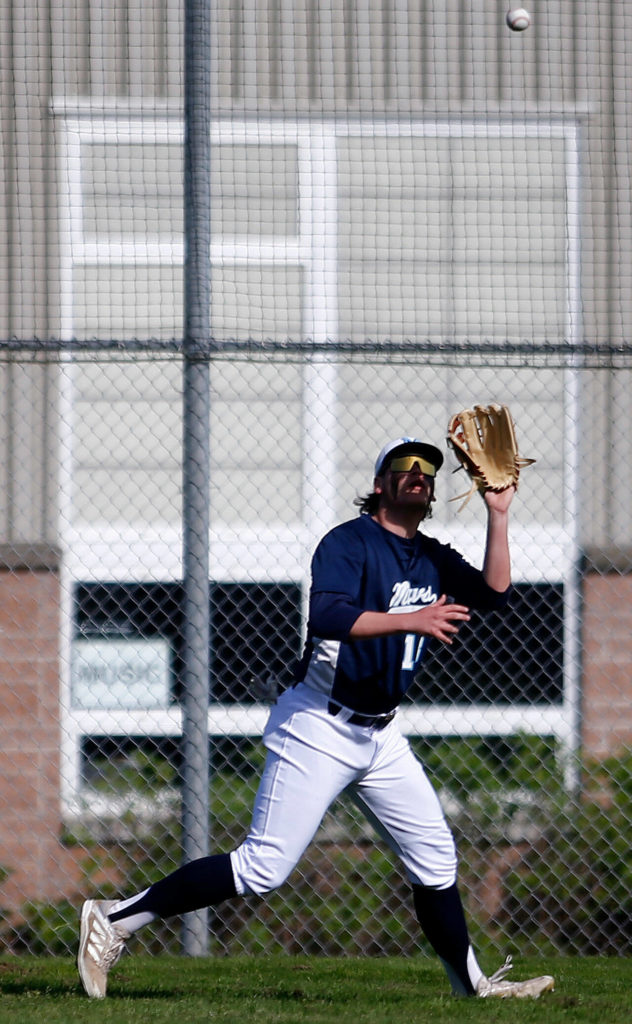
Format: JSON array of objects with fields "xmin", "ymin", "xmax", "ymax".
[
  {"xmin": 582, "ymin": 571, "xmax": 632, "ymax": 761},
  {"xmin": 0, "ymin": 556, "xmax": 73, "ymax": 911}
]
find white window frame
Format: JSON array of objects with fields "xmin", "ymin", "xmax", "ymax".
[{"xmin": 55, "ymin": 111, "xmax": 582, "ymax": 809}]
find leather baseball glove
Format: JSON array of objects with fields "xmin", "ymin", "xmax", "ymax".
[{"xmin": 447, "ymin": 403, "xmax": 535, "ymax": 511}]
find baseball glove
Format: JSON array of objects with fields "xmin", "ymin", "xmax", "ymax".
[{"xmin": 447, "ymin": 403, "xmax": 535, "ymax": 511}]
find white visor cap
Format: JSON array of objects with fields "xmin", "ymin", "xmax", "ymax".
[{"xmin": 374, "ymin": 437, "xmax": 444, "ymax": 477}]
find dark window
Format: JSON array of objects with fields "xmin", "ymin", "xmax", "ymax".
[
  {"xmin": 74, "ymin": 581, "xmax": 302, "ymax": 703},
  {"xmin": 405, "ymin": 583, "xmax": 564, "ymax": 705},
  {"xmin": 209, "ymin": 583, "xmax": 301, "ymax": 701}
]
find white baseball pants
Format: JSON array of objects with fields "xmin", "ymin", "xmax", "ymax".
[{"xmin": 230, "ymin": 684, "xmax": 458, "ymax": 896}]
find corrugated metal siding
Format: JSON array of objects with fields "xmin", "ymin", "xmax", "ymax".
[
  {"xmin": 47, "ymin": 0, "xmax": 591, "ymax": 112},
  {"xmin": 46, "ymin": 0, "xmax": 627, "ymax": 353},
  {"xmin": 46, "ymin": 0, "xmax": 623, "ymax": 351},
  {"xmin": 1, "ymin": 0, "xmax": 57, "ymax": 542},
  {"xmin": 0, "ymin": 360, "xmax": 57, "ymax": 543},
  {"xmin": 235, "ymin": 0, "xmax": 590, "ymax": 113},
  {"xmin": 0, "ymin": 0, "xmax": 630, "ymax": 546},
  {"xmin": 208, "ymin": 0, "xmax": 586, "ymax": 114}
]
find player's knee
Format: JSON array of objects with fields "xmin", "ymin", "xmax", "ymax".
[
  {"xmin": 229, "ymin": 845, "xmax": 294, "ymax": 896},
  {"xmin": 406, "ymin": 830, "xmax": 458, "ymax": 889}
]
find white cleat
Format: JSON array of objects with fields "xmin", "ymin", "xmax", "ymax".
[
  {"xmin": 476, "ymin": 955, "xmax": 555, "ymax": 999},
  {"xmin": 77, "ymin": 899, "xmax": 129, "ymax": 998}
]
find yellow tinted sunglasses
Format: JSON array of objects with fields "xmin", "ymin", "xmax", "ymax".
[{"xmin": 387, "ymin": 455, "xmax": 436, "ymax": 477}]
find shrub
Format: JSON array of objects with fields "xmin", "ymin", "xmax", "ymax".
[{"xmin": 500, "ymin": 750, "xmax": 632, "ymax": 954}]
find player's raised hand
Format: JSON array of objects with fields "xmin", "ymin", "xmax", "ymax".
[
  {"xmin": 407, "ymin": 594, "xmax": 470, "ymax": 644},
  {"xmin": 483, "ymin": 484, "xmax": 516, "ymax": 513}
]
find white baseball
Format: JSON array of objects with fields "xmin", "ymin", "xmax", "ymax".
[{"xmin": 506, "ymin": 7, "xmax": 531, "ymax": 31}]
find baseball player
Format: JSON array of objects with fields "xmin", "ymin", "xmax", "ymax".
[{"xmin": 78, "ymin": 436, "xmax": 554, "ymax": 1000}]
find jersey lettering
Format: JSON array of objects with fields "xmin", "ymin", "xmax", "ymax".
[{"xmin": 389, "ymin": 580, "xmax": 437, "ymax": 609}]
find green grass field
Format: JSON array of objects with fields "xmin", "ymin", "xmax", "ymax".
[{"xmin": 1, "ymin": 955, "xmax": 631, "ymax": 1023}]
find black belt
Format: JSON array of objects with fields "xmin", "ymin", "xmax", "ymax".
[{"xmin": 327, "ymin": 701, "xmax": 396, "ymax": 730}]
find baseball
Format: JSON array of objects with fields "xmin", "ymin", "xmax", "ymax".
[{"xmin": 506, "ymin": 7, "xmax": 531, "ymax": 31}]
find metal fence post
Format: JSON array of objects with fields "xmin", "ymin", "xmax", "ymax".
[{"xmin": 182, "ymin": 0, "xmax": 212, "ymax": 957}]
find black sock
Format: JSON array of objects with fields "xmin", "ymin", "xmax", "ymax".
[
  {"xmin": 412, "ymin": 881, "xmax": 476, "ymax": 996},
  {"xmin": 109, "ymin": 853, "xmax": 237, "ymax": 922}
]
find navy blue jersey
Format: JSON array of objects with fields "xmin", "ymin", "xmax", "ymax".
[{"xmin": 294, "ymin": 514, "xmax": 508, "ymax": 715}]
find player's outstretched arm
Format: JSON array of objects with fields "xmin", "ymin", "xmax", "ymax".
[
  {"xmin": 482, "ymin": 485, "xmax": 515, "ymax": 593},
  {"xmin": 349, "ymin": 595, "xmax": 471, "ymax": 645}
]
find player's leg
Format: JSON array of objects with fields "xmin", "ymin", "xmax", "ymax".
[
  {"xmin": 99, "ymin": 724, "xmax": 348, "ymax": 925},
  {"xmin": 230, "ymin": 689, "xmax": 362, "ymax": 895},
  {"xmin": 78, "ymin": 689, "xmax": 358, "ymax": 997},
  {"xmin": 78, "ymin": 853, "xmax": 240, "ymax": 997},
  {"xmin": 351, "ymin": 725, "xmax": 554, "ymax": 998},
  {"xmin": 110, "ymin": 849, "xmax": 237, "ymax": 927},
  {"xmin": 78, "ymin": 748, "xmax": 345, "ymax": 998},
  {"xmin": 349, "ymin": 726, "xmax": 482, "ymax": 995},
  {"xmin": 77, "ymin": 849, "xmax": 239, "ymax": 995},
  {"xmin": 410, "ymin": 880, "xmax": 480, "ymax": 995}
]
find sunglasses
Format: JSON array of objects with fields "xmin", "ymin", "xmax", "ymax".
[{"xmin": 387, "ymin": 455, "xmax": 436, "ymax": 477}]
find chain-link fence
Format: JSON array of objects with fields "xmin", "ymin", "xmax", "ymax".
[
  {"xmin": 2, "ymin": 350, "xmax": 631, "ymax": 959},
  {"xmin": 2, "ymin": 0, "xmax": 632, "ymax": 963}
]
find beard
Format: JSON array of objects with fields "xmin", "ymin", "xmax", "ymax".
[{"xmin": 386, "ymin": 476, "xmax": 434, "ymax": 519}]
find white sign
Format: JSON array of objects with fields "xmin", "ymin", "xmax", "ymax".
[{"xmin": 71, "ymin": 638, "xmax": 170, "ymax": 709}]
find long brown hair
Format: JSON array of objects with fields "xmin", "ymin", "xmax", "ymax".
[{"xmin": 353, "ymin": 491, "xmax": 381, "ymax": 515}]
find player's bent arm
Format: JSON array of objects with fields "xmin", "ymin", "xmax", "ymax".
[
  {"xmin": 309, "ymin": 591, "xmax": 365, "ymax": 641},
  {"xmin": 349, "ymin": 596, "xmax": 471, "ymax": 645}
]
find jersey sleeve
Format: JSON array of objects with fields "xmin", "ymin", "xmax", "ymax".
[
  {"xmin": 309, "ymin": 591, "xmax": 362, "ymax": 640},
  {"xmin": 436, "ymin": 541, "xmax": 510, "ymax": 611},
  {"xmin": 310, "ymin": 523, "xmax": 366, "ymax": 596},
  {"xmin": 308, "ymin": 523, "xmax": 368, "ymax": 639}
]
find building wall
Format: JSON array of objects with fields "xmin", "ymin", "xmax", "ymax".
[
  {"xmin": 582, "ymin": 571, "xmax": 632, "ymax": 761},
  {"xmin": 0, "ymin": 0, "xmax": 628, "ymax": 547},
  {"xmin": 0, "ymin": 556, "xmax": 66, "ymax": 908},
  {"xmin": 0, "ymin": 0, "xmax": 631, "ymax": 915}
]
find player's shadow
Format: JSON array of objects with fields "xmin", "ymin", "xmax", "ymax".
[{"xmin": 0, "ymin": 969, "xmax": 183, "ymax": 1000}]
